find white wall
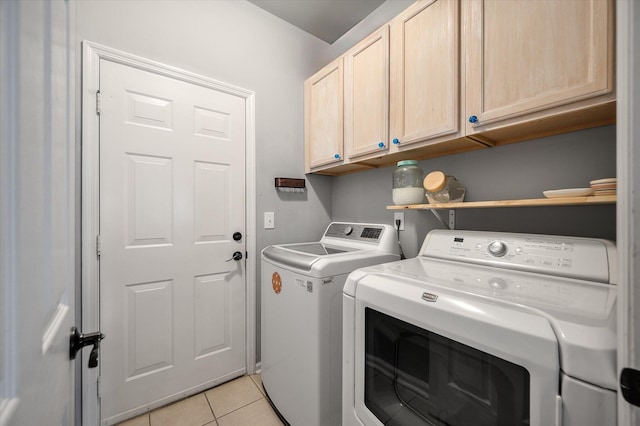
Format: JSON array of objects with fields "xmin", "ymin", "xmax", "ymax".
[
  {"xmin": 76, "ymin": 0, "xmax": 334, "ymax": 245},
  {"xmin": 75, "ymin": 0, "xmax": 331, "ymax": 368},
  {"xmin": 74, "ymin": 0, "xmax": 411, "ymax": 364}
]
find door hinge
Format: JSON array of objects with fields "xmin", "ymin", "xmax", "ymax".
[
  {"xmin": 96, "ymin": 90, "xmax": 101, "ymax": 115},
  {"xmin": 621, "ymin": 367, "xmax": 640, "ymax": 407},
  {"xmin": 97, "ymin": 376, "xmax": 102, "ymax": 399},
  {"xmin": 96, "ymin": 234, "xmax": 101, "ymax": 257}
]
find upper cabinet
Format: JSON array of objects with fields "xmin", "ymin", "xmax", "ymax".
[
  {"xmin": 389, "ymin": 0, "xmax": 462, "ymax": 148},
  {"xmin": 385, "ymin": 0, "xmax": 486, "ymax": 162},
  {"xmin": 463, "ymin": 0, "xmax": 615, "ymax": 141},
  {"xmin": 304, "ymin": 58, "xmax": 344, "ymax": 172},
  {"xmin": 344, "ymin": 26, "xmax": 390, "ymax": 160},
  {"xmin": 304, "ymin": 0, "xmax": 615, "ymax": 175}
]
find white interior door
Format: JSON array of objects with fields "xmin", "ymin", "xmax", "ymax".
[
  {"xmin": 0, "ymin": 1, "xmax": 76, "ymax": 425},
  {"xmin": 98, "ymin": 59, "xmax": 247, "ymax": 424},
  {"xmin": 617, "ymin": 1, "xmax": 640, "ymax": 425}
]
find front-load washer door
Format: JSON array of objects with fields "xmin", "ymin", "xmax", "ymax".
[{"xmin": 352, "ymin": 273, "xmax": 560, "ymax": 426}]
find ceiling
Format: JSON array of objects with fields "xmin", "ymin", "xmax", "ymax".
[{"xmin": 247, "ymin": 0, "xmax": 386, "ymax": 44}]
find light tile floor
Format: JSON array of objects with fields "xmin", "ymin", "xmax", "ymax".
[{"xmin": 117, "ymin": 374, "xmax": 285, "ymax": 426}]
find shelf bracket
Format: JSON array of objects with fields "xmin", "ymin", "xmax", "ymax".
[{"xmin": 430, "ymin": 209, "xmax": 455, "ymax": 230}]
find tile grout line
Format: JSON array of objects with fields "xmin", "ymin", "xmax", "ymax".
[
  {"xmin": 215, "ymin": 395, "xmax": 266, "ymax": 421},
  {"xmin": 249, "ymin": 374, "xmax": 264, "ymax": 394},
  {"xmin": 203, "ymin": 390, "xmax": 217, "ymax": 421},
  {"xmin": 204, "ymin": 375, "xmax": 266, "ymax": 423},
  {"xmin": 120, "ymin": 374, "xmax": 271, "ymax": 426}
]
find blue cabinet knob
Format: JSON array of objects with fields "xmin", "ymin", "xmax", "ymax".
[
  {"xmin": 334, "ymin": 153, "xmax": 341, "ymax": 159},
  {"xmin": 469, "ymin": 115, "xmax": 478, "ymax": 124},
  {"xmin": 378, "ymin": 141, "xmax": 385, "ymax": 149},
  {"xmin": 392, "ymin": 138, "xmax": 400, "ymax": 145}
]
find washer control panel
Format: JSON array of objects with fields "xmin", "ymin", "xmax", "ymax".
[
  {"xmin": 421, "ymin": 230, "xmax": 616, "ymax": 283},
  {"xmin": 325, "ymin": 223, "xmax": 383, "ymax": 242}
]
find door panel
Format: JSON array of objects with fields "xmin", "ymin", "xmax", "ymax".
[
  {"xmin": 194, "ymin": 162, "xmax": 228, "ymax": 242},
  {"xmin": 125, "ymin": 154, "xmax": 173, "ymax": 246},
  {"xmin": 194, "ymin": 273, "xmax": 231, "ymax": 357},
  {"xmin": 126, "ymin": 280, "xmax": 173, "ymax": 378},
  {"xmin": 99, "ymin": 59, "xmax": 246, "ymax": 424}
]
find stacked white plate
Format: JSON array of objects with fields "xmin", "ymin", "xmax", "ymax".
[
  {"xmin": 543, "ymin": 188, "xmax": 593, "ymax": 198},
  {"xmin": 542, "ymin": 177, "xmax": 617, "ymax": 198},
  {"xmin": 590, "ymin": 177, "xmax": 617, "ymax": 196}
]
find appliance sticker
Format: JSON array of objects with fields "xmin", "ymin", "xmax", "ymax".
[
  {"xmin": 296, "ymin": 278, "xmax": 305, "ymax": 288},
  {"xmin": 272, "ymin": 272, "xmax": 282, "ymax": 294}
]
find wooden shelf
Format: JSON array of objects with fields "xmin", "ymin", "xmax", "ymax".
[{"xmin": 387, "ymin": 195, "xmax": 617, "ymax": 210}]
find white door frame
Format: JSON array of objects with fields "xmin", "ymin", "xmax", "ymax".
[{"xmin": 80, "ymin": 41, "xmax": 257, "ymax": 425}]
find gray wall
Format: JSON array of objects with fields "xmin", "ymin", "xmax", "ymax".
[
  {"xmin": 74, "ymin": 0, "xmax": 411, "ymax": 364},
  {"xmin": 331, "ymin": 125, "xmax": 617, "ymax": 258}
]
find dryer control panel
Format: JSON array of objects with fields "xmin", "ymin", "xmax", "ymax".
[{"xmin": 420, "ymin": 230, "xmax": 617, "ymax": 284}]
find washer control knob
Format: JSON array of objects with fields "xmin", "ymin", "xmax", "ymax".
[
  {"xmin": 344, "ymin": 226, "xmax": 353, "ymax": 236},
  {"xmin": 488, "ymin": 240, "xmax": 508, "ymax": 257}
]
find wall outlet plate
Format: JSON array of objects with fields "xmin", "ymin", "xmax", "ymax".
[{"xmin": 394, "ymin": 212, "xmax": 404, "ymax": 231}]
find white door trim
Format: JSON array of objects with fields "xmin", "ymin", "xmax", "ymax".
[{"xmin": 80, "ymin": 41, "xmax": 257, "ymax": 425}]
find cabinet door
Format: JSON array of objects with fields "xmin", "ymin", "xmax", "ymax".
[
  {"xmin": 344, "ymin": 26, "xmax": 389, "ymax": 160},
  {"xmin": 464, "ymin": 0, "xmax": 614, "ymax": 133},
  {"xmin": 389, "ymin": 0, "xmax": 461, "ymax": 148},
  {"xmin": 304, "ymin": 58, "xmax": 344, "ymax": 172}
]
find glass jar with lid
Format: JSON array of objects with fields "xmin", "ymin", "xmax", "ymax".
[
  {"xmin": 423, "ymin": 171, "xmax": 465, "ymax": 204},
  {"xmin": 392, "ymin": 160, "xmax": 425, "ymax": 205}
]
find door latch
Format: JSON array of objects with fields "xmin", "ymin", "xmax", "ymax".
[
  {"xmin": 70, "ymin": 327, "xmax": 105, "ymax": 368},
  {"xmin": 225, "ymin": 251, "xmax": 243, "ymax": 262},
  {"xmin": 621, "ymin": 367, "xmax": 640, "ymax": 407}
]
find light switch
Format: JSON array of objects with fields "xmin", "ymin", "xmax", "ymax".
[{"xmin": 264, "ymin": 212, "xmax": 275, "ymax": 229}]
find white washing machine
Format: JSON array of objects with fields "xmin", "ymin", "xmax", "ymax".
[
  {"xmin": 343, "ymin": 229, "xmax": 618, "ymax": 426},
  {"xmin": 261, "ymin": 222, "xmax": 400, "ymax": 426}
]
